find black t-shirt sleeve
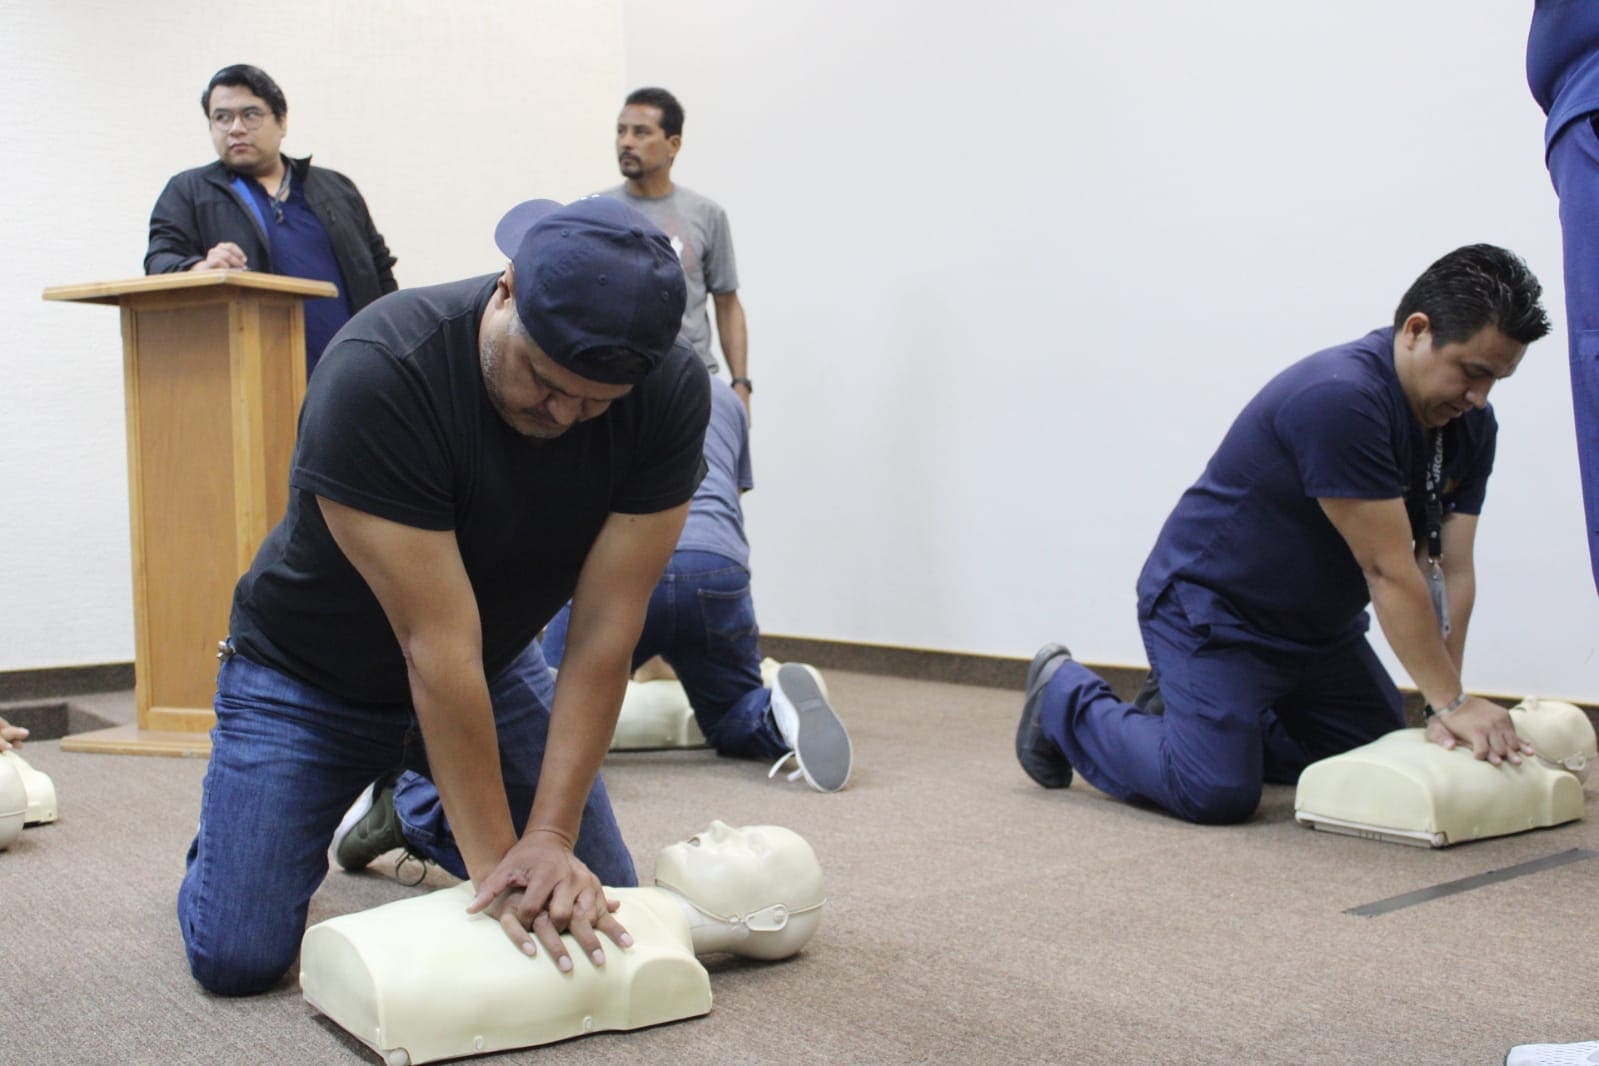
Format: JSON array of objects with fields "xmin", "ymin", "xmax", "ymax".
[
  {"xmin": 290, "ymin": 340, "xmax": 457, "ymax": 530},
  {"xmin": 612, "ymin": 355, "xmax": 712, "ymax": 514}
]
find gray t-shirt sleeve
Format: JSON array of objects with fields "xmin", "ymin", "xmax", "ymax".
[{"xmin": 703, "ymin": 204, "xmax": 739, "ymax": 294}]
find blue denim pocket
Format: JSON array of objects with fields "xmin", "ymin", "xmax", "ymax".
[{"xmin": 698, "ymin": 583, "xmax": 759, "ymax": 666}]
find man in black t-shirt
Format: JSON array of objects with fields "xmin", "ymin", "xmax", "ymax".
[{"xmin": 177, "ymin": 197, "xmax": 710, "ymax": 996}]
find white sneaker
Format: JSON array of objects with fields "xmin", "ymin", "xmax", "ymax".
[
  {"xmin": 1506, "ymin": 1041, "xmax": 1599, "ymax": 1065},
  {"xmin": 767, "ymin": 663, "xmax": 852, "ymax": 792}
]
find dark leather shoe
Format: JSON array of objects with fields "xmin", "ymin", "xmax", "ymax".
[{"xmin": 1016, "ymin": 643, "xmax": 1074, "ymax": 788}]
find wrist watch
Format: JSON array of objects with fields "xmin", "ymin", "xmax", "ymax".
[{"xmin": 730, "ymin": 377, "xmax": 753, "ymax": 392}]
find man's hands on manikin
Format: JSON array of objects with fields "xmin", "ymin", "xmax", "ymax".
[
  {"xmin": 466, "ymin": 829, "xmax": 633, "ymax": 972},
  {"xmin": 1424, "ymin": 695, "xmax": 1534, "ymax": 766}
]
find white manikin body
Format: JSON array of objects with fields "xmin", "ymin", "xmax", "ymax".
[
  {"xmin": 300, "ymin": 822, "xmax": 825, "ymax": 1065},
  {"xmin": 0, "ymin": 750, "xmax": 55, "ymax": 848},
  {"xmin": 0, "ymin": 755, "xmax": 24, "ymax": 849},
  {"xmin": 1295, "ymin": 698, "xmax": 1596, "ymax": 847},
  {"xmin": 609, "ymin": 659, "xmax": 827, "ymax": 750},
  {"xmin": 3, "ymin": 750, "xmax": 58, "ymax": 825}
]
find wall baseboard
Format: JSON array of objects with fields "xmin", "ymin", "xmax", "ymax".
[
  {"xmin": 761, "ymin": 634, "xmax": 1599, "ymax": 730},
  {"xmin": 7, "ymin": 645, "xmax": 1594, "ymax": 734},
  {"xmin": 0, "ymin": 662, "xmax": 134, "ymax": 702}
]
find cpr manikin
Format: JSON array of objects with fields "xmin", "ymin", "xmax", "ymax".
[
  {"xmin": 0, "ymin": 750, "xmax": 58, "ymax": 849},
  {"xmin": 609, "ymin": 659, "xmax": 828, "ymax": 750},
  {"xmin": 300, "ymin": 822, "xmax": 825, "ymax": 1064},
  {"xmin": 1295, "ymin": 698, "xmax": 1596, "ymax": 847}
]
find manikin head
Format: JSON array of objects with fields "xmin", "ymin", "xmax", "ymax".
[
  {"xmin": 653, "ymin": 821, "xmax": 825, "ymax": 960},
  {"xmin": 1511, "ymin": 699, "xmax": 1597, "ymax": 781}
]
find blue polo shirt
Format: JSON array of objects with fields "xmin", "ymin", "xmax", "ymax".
[
  {"xmin": 1528, "ymin": 0, "xmax": 1599, "ymax": 152},
  {"xmin": 1136, "ymin": 328, "xmax": 1496, "ymax": 649},
  {"xmin": 236, "ymin": 172, "xmax": 353, "ymax": 374}
]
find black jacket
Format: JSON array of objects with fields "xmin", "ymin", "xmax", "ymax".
[{"xmin": 144, "ymin": 156, "xmax": 397, "ymax": 310}]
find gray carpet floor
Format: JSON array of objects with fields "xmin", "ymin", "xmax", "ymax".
[{"xmin": 2, "ymin": 673, "xmax": 1595, "ymax": 1065}]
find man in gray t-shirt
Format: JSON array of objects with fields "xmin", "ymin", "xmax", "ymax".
[{"xmin": 602, "ymin": 87, "xmax": 752, "ymax": 411}]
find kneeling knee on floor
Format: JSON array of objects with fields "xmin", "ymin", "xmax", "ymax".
[{"xmin": 1170, "ymin": 780, "xmax": 1261, "ymax": 825}]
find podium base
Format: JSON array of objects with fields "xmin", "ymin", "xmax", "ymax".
[{"xmin": 61, "ymin": 724, "xmax": 211, "ymax": 758}]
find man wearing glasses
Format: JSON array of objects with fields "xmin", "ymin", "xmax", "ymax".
[{"xmin": 145, "ymin": 64, "xmax": 397, "ymax": 375}]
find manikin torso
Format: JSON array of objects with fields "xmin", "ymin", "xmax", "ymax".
[
  {"xmin": 1295, "ymin": 698, "xmax": 1596, "ymax": 846},
  {"xmin": 300, "ymin": 822, "xmax": 824, "ymax": 1065}
]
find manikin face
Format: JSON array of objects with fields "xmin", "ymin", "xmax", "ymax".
[
  {"xmin": 653, "ymin": 821, "xmax": 825, "ymax": 921},
  {"xmin": 207, "ymin": 83, "xmax": 285, "ymax": 177},
  {"xmin": 616, "ymin": 104, "xmax": 679, "ymax": 182},
  {"xmin": 1397, "ymin": 315, "xmax": 1525, "ymax": 429},
  {"xmin": 478, "ymin": 272, "xmax": 632, "ymax": 441}
]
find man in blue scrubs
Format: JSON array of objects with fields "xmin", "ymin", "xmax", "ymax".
[
  {"xmin": 146, "ymin": 65, "xmax": 397, "ymax": 376},
  {"xmin": 1529, "ymin": 0, "xmax": 1599, "ymax": 596},
  {"xmin": 1016, "ymin": 245, "xmax": 1550, "ymax": 824}
]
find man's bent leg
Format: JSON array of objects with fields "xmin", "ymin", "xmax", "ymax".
[
  {"xmin": 397, "ymin": 642, "xmax": 638, "ymax": 887},
  {"xmin": 1037, "ymin": 594, "xmax": 1294, "ymax": 823},
  {"xmin": 665, "ymin": 552, "xmax": 785, "ymax": 760},
  {"xmin": 178, "ymin": 654, "xmax": 404, "ymax": 995},
  {"xmin": 1268, "ymin": 636, "xmax": 1405, "ymax": 783}
]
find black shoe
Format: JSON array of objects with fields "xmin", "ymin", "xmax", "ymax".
[
  {"xmin": 330, "ymin": 775, "xmax": 406, "ymax": 871},
  {"xmin": 1016, "ymin": 643, "xmax": 1074, "ymax": 789},
  {"xmin": 1132, "ymin": 669, "xmax": 1165, "ymax": 716}
]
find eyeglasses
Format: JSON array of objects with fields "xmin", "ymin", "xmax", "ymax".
[{"xmin": 210, "ymin": 108, "xmax": 270, "ymax": 131}]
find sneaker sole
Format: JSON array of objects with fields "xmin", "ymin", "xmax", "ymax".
[
  {"xmin": 775, "ymin": 663, "xmax": 853, "ymax": 792},
  {"xmin": 330, "ymin": 781, "xmax": 380, "ymax": 871}
]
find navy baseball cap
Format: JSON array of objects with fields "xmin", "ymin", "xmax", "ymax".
[{"xmin": 493, "ymin": 197, "xmax": 687, "ymax": 385}]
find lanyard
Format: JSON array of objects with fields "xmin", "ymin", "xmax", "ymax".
[
  {"xmin": 1422, "ymin": 428, "xmax": 1450, "ymax": 638},
  {"xmin": 1423, "ymin": 429, "xmax": 1445, "ymax": 562}
]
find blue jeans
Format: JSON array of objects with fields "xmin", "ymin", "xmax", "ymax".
[
  {"xmin": 544, "ymin": 550, "xmax": 786, "ymax": 760},
  {"xmin": 177, "ymin": 642, "xmax": 635, "ymax": 996},
  {"xmin": 1038, "ymin": 584, "xmax": 1403, "ymax": 824},
  {"xmin": 1546, "ymin": 113, "xmax": 1599, "ymax": 594}
]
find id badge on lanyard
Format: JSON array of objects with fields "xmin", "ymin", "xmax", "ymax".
[{"xmin": 1424, "ymin": 430, "xmax": 1450, "ymax": 638}]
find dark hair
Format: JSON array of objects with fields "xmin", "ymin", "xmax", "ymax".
[
  {"xmin": 1393, "ymin": 244, "xmax": 1550, "ymax": 346},
  {"xmin": 201, "ymin": 64, "xmax": 288, "ymax": 120},
  {"xmin": 625, "ymin": 86, "xmax": 684, "ymax": 138}
]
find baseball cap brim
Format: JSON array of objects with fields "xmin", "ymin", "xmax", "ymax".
[{"xmin": 493, "ymin": 199, "xmax": 564, "ymax": 258}]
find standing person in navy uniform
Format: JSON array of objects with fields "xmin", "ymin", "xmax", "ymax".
[
  {"xmin": 1528, "ymin": 0, "xmax": 1599, "ymax": 595},
  {"xmin": 1016, "ymin": 245, "xmax": 1549, "ymax": 824}
]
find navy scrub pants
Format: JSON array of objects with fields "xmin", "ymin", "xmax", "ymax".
[
  {"xmin": 1545, "ymin": 112, "xmax": 1599, "ymax": 595},
  {"xmin": 1036, "ymin": 583, "xmax": 1404, "ymax": 824}
]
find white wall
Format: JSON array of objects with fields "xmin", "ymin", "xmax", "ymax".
[
  {"xmin": 623, "ymin": 1, "xmax": 1599, "ymax": 701},
  {"xmin": 0, "ymin": 0, "xmax": 625, "ymax": 670},
  {"xmin": 6, "ymin": 2, "xmax": 1594, "ymax": 704}
]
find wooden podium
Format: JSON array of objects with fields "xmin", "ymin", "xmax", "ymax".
[{"xmin": 42, "ymin": 272, "xmax": 337, "ymax": 757}]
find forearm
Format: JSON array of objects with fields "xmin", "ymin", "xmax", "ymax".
[
  {"xmin": 144, "ymin": 237, "xmax": 201, "ymax": 274},
  {"xmin": 405, "ymin": 640, "xmax": 518, "ymax": 883},
  {"xmin": 528, "ymin": 623, "xmax": 633, "ymax": 842},
  {"xmin": 1367, "ymin": 567, "xmax": 1464, "ymax": 709},
  {"xmin": 714, "ymin": 297, "xmax": 748, "ymax": 380},
  {"xmin": 1439, "ymin": 566, "xmax": 1474, "ymax": 672}
]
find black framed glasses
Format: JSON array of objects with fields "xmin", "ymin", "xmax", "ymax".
[{"xmin": 210, "ymin": 108, "xmax": 270, "ymax": 131}]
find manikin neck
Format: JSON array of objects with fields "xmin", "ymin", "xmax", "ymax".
[{"xmin": 664, "ymin": 887, "xmax": 747, "ymax": 955}]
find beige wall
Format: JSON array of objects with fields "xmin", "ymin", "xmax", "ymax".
[{"xmin": 0, "ymin": 0, "xmax": 624, "ymax": 670}]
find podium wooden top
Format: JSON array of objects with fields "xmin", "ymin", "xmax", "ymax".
[{"xmin": 43, "ymin": 271, "xmax": 339, "ymax": 306}]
